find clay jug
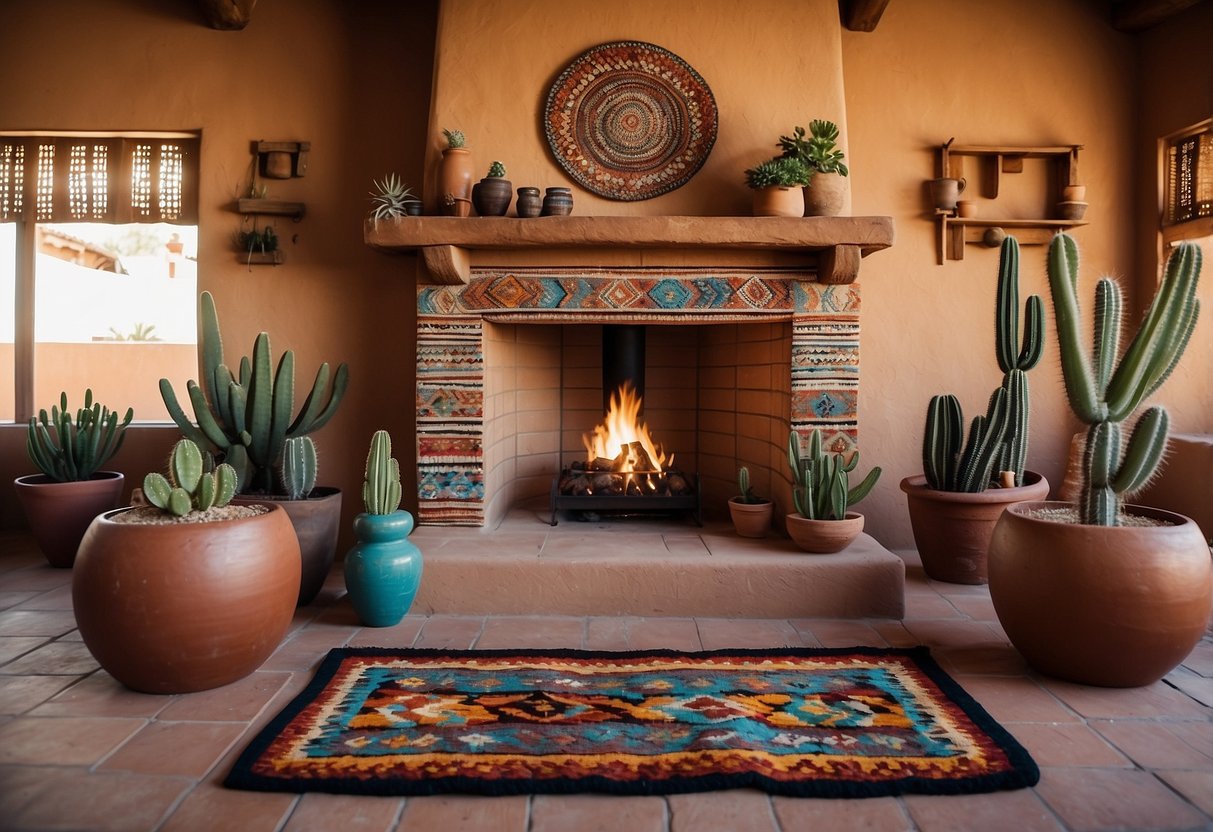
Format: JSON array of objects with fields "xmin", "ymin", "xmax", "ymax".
[{"xmin": 438, "ymin": 148, "xmax": 474, "ymax": 216}]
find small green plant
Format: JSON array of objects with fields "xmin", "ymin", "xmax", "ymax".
[
  {"xmin": 143, "ymin": 438, "xmax": 238, "ymax": 517},
  {"xmin": 744, "ymin": 156, "xmax": 813, "ymax": 189},
  {"xmin": 362, "ymin": 430, "xmax": 402, "ymax": 516},
  {"xmin": 487, "ymin": 161, "xmax": 506, "ymax": 178},
  {"xmin": 107, "ymin": 323, "xmax": 161, "ymax": 342},
  {"xmin": 239, "ymin": 226, "xmax": 277, "ymax": 257},
  {"xmin": 26, "ymin": 390, "xmax": 133, "ymax": 482},
  {"xmin": 788, "ymin": 429, "xmax": 881, "ymax": 520},
  {"xmin": 778, "ymin": 119, "xmax": 848, "ymax": 176},
  {"xmin": 368, "ymin": 173, "xmax": 416, "ymax": 221},
  {"xmin": 1048, "ymin": 232, "xmax": 1201, "ymax": 525},
  {"xmin": 442, "ymin": 129, "xmax": 466, "ymax": 149},
  {"xmin": 736, "ymin": 466, "xmax": 767, "ymax": 504},
  {"xmin": 281, "ymin": 436, "xmax": 318, "ymax": 501}
]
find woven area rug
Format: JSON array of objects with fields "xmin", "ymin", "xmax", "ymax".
[{"xmin": 225, "ymin": 647, "xmax": 1038, "ymax": 798}]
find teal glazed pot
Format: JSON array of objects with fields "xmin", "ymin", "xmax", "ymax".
[{"xmin": 344, "ymin": 511, "xmax": 423, "ymax": 627}]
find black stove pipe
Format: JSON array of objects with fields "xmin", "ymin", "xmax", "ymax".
[{"xmin": 602, "ymin": 324, "xmax": 645, "ymax": 414}]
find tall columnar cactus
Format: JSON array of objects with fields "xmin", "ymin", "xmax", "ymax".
[
  {"xmin": 26, "ymin": 390, "xmax": 133, "ymax": 482},
  {"xmin": 281, "ymin": 436, "xmax": 318, "ymax": 501},
  {"xmin": 362, "ymin": 430, "xmax": 402, "ymax": 516},
  {"xmin": 159, "ymin": 292, "xmax": 349, "ymax": 495},
  {"xmin": 788, "ymin": 429, "xmax": 881, "ymax": 521},
  {"xmin": 143, "ymin": 438, "xmax": 238, "ymax": 517},
  {"xmin": 1048, "ymin": 232, "xmax": 1201, "ymax": 525},
  {"xmin": 737, "ymin": 466, "xmax": 764, "ymax": 504},
  {"xmin": 923, "ymin": 236, "xmax": 1043, "ymax": 491}
]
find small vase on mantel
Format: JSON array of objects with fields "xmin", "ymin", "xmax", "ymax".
[
  {"xmin": 803, "ymin": 172, "xmax": 847, "ymax": 216},
  {"xmin": 516, "ymin": 187, "xmax": 542, "ymax": 218},
  {"xmin": 437, "ymin": 129, "xmax": 474, "ymax": 217},
  {"xmin": 541, "ymin": 187, "xmax": 573, "ymax": 216}
]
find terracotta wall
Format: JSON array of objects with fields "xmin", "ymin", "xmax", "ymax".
[{"xmin": 2, "ymin": 0, "xmax": 1206, "ymax": 552}]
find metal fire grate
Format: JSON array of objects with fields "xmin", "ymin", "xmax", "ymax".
[{"xmin": 548, "ymin": 469, "xmax": 701, "ymax": 526}]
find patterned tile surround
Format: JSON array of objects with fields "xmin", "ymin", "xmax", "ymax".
[{"xmin": 417, "ymin": 267, "xmax": 861, "ymax": 526}]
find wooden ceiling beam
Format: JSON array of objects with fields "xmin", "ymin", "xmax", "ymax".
[
  {"xmin": 198, "ymin": 0, "xmax": 257, "ymax": 31},
  {"xmin": 840, "ymin": 0, "xmax": 891, "ymax": 32},
  {"xmin": 1111, "ymin": 0, "xmax": 1204, "ymax": 31}
]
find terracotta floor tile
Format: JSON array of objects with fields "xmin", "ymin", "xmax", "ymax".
[
  {"xmin": 32, "ymin": 670, "xmax": 171, "ymax": 717},
  {"xmin": 1009, "ymin": 722, "xmax": 1132, "ymax": 767},
  {"xmin": 902, "ymin": 591, "xmax": 965, "ymax": 619},
  {"xmin": 395, "ymin": 795, "xmax": 529, "ymax": 831},
  {"xmin": 0, "ymin": 714, "xmax": 145, "ymax": 765},
  {"xmin": 933, "ymin": 642, "xmax": 1030, "ymax": 676},
  {"xmin": 348, "ymin": 614, "xmax": 427, "ymax": 647},
  {"xmin": 1092, "ymin": 719, "xmax": 1213, "ymax": 768},
  {"xmin": 0, "ymin": 674, "xmax": 75, "ymax": 714},
  {"xmin": 0, "ymin": 566, "xmax": 72, "ymax": 591},
  {"xmin": 1042, "ymin": 678, "xmax": 1212, "ymax": 720},
  {"xmin": 0, "ymin": 608, "xmax": 78, "ymax": 636},
  {"xmin": 695, "ymin": 617, "xmax": 807, "ymax": 649},
  {"xmin": 794, "ymin": 619, "xmax": 889, "ymax": 647},
  {"xmin": 0, "ymin": 591, "xmax": 39, "ymax": 610},
  {"xmin": 4, "ymin": 767, "xmax": 192, "ymax": 831},
  {"xmin": 952, "ymin": 675, "xmax": 1081, "ymax": 724},
  {"xmin": 414, "ymin": 616, "xmax": 485, "ymax": 649},
  {"xmin": 900, "ymin": 618, "xmax": 1008, "ymax": 649},
  {"xmin": 1181, "ymin": 639, "xmax": 1213, "ymax": 676},
  {"xmin": 627, "ymin": 617, "xmax": 704, "ymax": 651},
  {"xmin": 0, "ymin": 635, "xmax": 47, "ymax": 664},
  {"xmin": 261, "ymin": 625, "xmax": 355, "ymax": 671},
  {"xmin": 868, "ymin": 620, "xmax": 918, "ymax": 647},
  {"xmin": 585, "ymin": 615, "xmax": 634, "ymax": 649},
  {"xmin": 0, "ymin": 639, "xmax": 99, "ymax": 676},
  {"xmin": 1035, "ymin": 766, "xmax": 1209, "ymax": 830},
  {"xmin": 282, "ymin": 792, "xmax": 405, "ymax": 831},
  {"xmin": 13, "ymin": 582, "xmax": 74, "ymax": 610},
  {"xmin": 1155, "ymin": 769, "xmax": 1213, "ymax": 817},
  {"xmin": 903, "ymin": 790, "xmax": 1064, "ymax": 832},
  {"xmin": 100, "ymin": 719, "xmax": 248, "ymax": 777},
  {"xmin": 530, "ymin": 795, "xmax": 667, "ymax": 832},
  {"xmin": 667, "ymin": 790, "xmax": 777, "ymax": 831},
  {"xmin": 476, "ymin": 615, "xmax": 586, "ymax": 648},
  {"xmin": 946, "ymin": 593, "xmax": 1001, "ymax": 621},
  {"xmin": 160, "ymin": 779, "xmax": 298, "ymax": 831},
  {"xmin": 772, "ymin": 795, "xmax": 913, "ymax": 831},
  {"xmin": 156, "ymin": 670, "xmax": 294, "ymax": 721},
  {"xmin": 1166, "ymin": 664, "xmax": 1213, "ymax": 707}
]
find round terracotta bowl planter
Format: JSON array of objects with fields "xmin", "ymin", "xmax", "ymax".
[
  {"xmin": 14, "ymin": 472, "xmax": 125, "ymax": 568},
  {"xmin": 728, "ymin": 498, "xmax": 774, "ymax": 538},
  {"xmin": 234, "ymin": 488, "xmax": 342, "ymax": 606},
  {"xmin": 803, "ymin": 172, "xmax": 847, "ymax": 216},
  {"xmin": 752, "ymin": 186, "xmax": 804, "ymax": 217},
  {"xmin": 72, "ymin": 504, "xmax": 302, "ymax": 694},
  {"xmin": 900, "ymin": 472, "xmax": 1050, "ymax": 585},
  {"xmin": 989, "ymin": 502, "xmax": 1213, "ymax": 688},
  {"xmin": 785, "ymin": 512, "xmax": 864, "ymax": 554}
]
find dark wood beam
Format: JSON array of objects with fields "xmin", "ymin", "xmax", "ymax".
[
  {"xmin": 198, "ymin": 0, "xmax": 257, "ymax": 31},
  {"xmin": 1111, "ymin": 0, "xmax": 1204, "ymax": 31},
  {"xmin": 840, "ymin": 0, "xmax": 891, "ymax": 32}
]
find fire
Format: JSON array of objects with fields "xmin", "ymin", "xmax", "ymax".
[{"xmin": 582, "ymin": 381, "xmax": 672, "ymax": 472}]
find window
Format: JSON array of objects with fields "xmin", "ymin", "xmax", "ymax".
[
  {"xmin": 1, "ymin": 133, "xmax": 199, "ymax": 423},
  {"xmin": 1163, "ymin": 118, "xmax": 1213, "ymax": 245}
]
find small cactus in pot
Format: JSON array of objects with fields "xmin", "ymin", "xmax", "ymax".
[
  {"xmin": 472, "ymin": 160, "xmax": 512, "ymax": 216},
  {"xmin": 143, "ymin": 438, "xmax": 239, "ymax": 518}
]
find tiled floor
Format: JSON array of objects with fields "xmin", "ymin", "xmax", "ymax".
[{"xmin": 1, "ymin": 528, "xmax": 1211, "ymax": 832}]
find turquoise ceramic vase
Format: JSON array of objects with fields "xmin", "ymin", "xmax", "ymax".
[{"xmin": 344, "ymin": 510, "xmax": 423, "ymax": 627}]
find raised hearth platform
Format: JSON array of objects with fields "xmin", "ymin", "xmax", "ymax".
[{"xmin": 409, "ymin": 504, "xmax": 905, "ymax": 619}]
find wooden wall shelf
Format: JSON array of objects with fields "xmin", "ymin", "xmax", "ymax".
[
  {"xmin": 236, "ymin": 198, "xmax": 306, "ymax": 220},
  {"xmin": 364, "ymin": 215, "xmax": 895, "ymax": 285},
  {"xmin": 240, "ymin": 251, "xmax": 283, "ymax": 266}
]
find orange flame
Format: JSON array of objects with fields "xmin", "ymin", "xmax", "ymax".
[{"xmin": 582, "ymin": 382, "xmax": 672, "ymax": 472}]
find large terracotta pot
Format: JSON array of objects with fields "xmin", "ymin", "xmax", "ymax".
[
  {"xmin": 72, "ymin": 504, "xmax": 301, "ymax": 694},
  {"xmin": 803, "ymin": 172, "xmax": 847, "ymax": 216},
  {"xmin": 900, "ymin": 472, "xmax": 1050, "ymax": 584},
  {"xmin": 14, "ymin": 472, "xmax": 125, "ymax": 568},
  {"xmin": 989, "ymin": 502, "xmax": 1213, "ymax": 687},
  {"xmin": 438, "ymin": 147, "xmax": 474, "ymax": 216},
  {"xmin": 752, "ymin": 186, "xmax": 804, "ymax": 217},
  {"xmin": 728, "ymin": 498, "xmax": 774, "ymax": 538},
  {"xmin": 234, "ymin": 487, "xmax": 342, "ymax": 606},
  {"xmin": 785, "ymin": 512, "xmax": 864, "ymax": 554}
]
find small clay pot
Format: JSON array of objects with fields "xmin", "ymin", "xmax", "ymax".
[
  {"xmin": 473, "ymin": 177, "xmax": 512, "ymax": 216},
  {"xmin": 785, "ymin": 512, "xmax": 864, "ymax": 554},
  {"xmin": 1057, "ymin": 200, "xmax": 1088, "ymax": 221},
  {"xmin": 541, "ymin": 187, "xmax": 573, "ymax": 216},
  {"xmin": 516, "ymin": 187, "xmax": 542, "ymax": 218}
]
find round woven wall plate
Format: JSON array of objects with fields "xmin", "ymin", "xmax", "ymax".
[{"xmin": 544, "ymin": 41, "xmax": 717, "ymax": 201}]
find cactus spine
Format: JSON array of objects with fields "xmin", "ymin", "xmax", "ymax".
[
  {"xmin": 922, "ymin": 236, "xmax": 1043, "ymax": 491},
  {"xmin": 788, "ymin": 429, "xmax": 881, "ymax": 521},
  {"xmin": 143, "ymin": 438, "xmax": 238, "ymax": 517},
  {"xmin": 159, "ymin": 291, "xmax": 349, "ymax": 496},
  {"xmin": 1047, "ymin": 232, "xmax": 1201, "ymax": 525},
  {"xmin": 281, "ymin": 436, "xmax": 318, "ymax": 501},
  {"xmin": 362, "ymin": 430, "xmax": 402, "ymax": 516},
  {"xmin": 26, "ymin": 390, "xmax": 133, "ymax": 482}
]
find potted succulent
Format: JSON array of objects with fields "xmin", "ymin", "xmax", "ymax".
[
  {"xmin": 900, "ymin": 236, "xmax": 1050, "ymax": 584},
  {"xmin": 778, "ymin": 119, "xmax": 849, "ymax": 216},
  {"xmin": 72, "ymin": 438, "xmax": 301, "ymax": 694},
  {"xmin": 437, "ymin": 128, "xmax": 473, "ymax": 217},
  {"xmin": 15, "ymin": 390, "xmax": 132, "ymax": 567},
  {"xmin": 728, "ymin": 466, "xmax": 773, "ymax": 538},
  {"xmin": 471, "ymin": 161, "xmax": 512, "ymax": 216},
  {"xmin": 344, "ymin": 430, "xmax": 423, "ymax": 627},
  {"xmin": 786, "ymin": 428, "xmax": 881, "ymax": 554},
  {"xmin": 159, "ymin": 291, "xmax": 348, "ymax": 605},
  {"xmin": 744, "ymin": 155, "xmax": 812, "ymax": 217},
  {"xmin": 368, "ymin": 173, "xmax": 422, "ymax": 222},
  {"xmin": 988, "ymin": 234, "xmax": 1211, "ymax": 688}
]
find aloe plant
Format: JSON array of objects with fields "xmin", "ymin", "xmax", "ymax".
[
  {"xmin": 1048, "ymin": 232, "xmax": 1201, "ymax": 525},
  {"xmin": 788, "ymin": 429, "xmax": 881, "ymax": 520},
  {"xmin": 26, "ymin": 390, "xmax": 133, "ymax": 482},
  {"xmin": 923, "ymin": 236, "xmax": 1044, "ymax": 491},
  {"xmin": 143, "ymin": 438, "xmax": 238, "ymax": 517},
  {"xmin": 158, "ymin": 291, "xmax": 349, "ymax": 496},
  {"xmin": 362, "ymin": 430, "xmax": 402, "ymax": 516}
]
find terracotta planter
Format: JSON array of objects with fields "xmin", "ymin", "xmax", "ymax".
[
  {"xmin": 785, "ymin": 512, "xmax": 863, "ymax": 554},
  {"xmin": 900, "ymin": 472, "xmax": 1050, "ymax": 585},
  {"xmin": 438, "ymin": 147, "xmax": 474, "ymax": 216},
  {"xmin": 235, "ymin": 488, "xmax": 342, "ymax": 606},
  {"xmin": 14, "ymin": 472, "xmax": 125, "ymax": 568},
  {"xmin": 72, "ymin": 504, "xmax": 301, "ymax": 694},
  {"xmin": 728, "ymin": 498, "xmax": 773, "ymax": 538},
  {"xmin": 752, "ymin": 186, "xmax": 804, "ymax": 217},
  {"xmin": 803, "ymin": 172, "xmax": 847, "ymax": 216},
  {"xmin": 989, "ymin": 502, "xmax": 1213, "ymax": 687}
]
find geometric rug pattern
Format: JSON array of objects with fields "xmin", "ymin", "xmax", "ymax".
[{"xmin": 225, "ymin": 647, "xmax": 1039, "ymax": 798}]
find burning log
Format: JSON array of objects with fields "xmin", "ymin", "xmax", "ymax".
[
  {"xmin": 629, "ymin": 441, "xmax": 657, "ymax": 472},
  {"xmin": 591, "ymin": 457, "xmax": 615, "ymax": 472}
]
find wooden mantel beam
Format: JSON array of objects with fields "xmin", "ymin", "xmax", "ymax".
[
  {"xmin": 198, "ymin": 0, "xmax": 257, "ymax": 30},
  {"xmin": 840, "ymin": 0, "xmax": 892, "ymax": 32}
]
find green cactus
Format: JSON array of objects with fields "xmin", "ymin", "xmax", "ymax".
[
  {"xmin": 922, "ymin": 236, "xmax": 1043, "ymax": 491},
  {"xmin": 737, "ymin": 466, "xmax": 766, "ymax": 505},
  {"xmin": 143, "ymin": 438, "xmax": 238, "ymax": 517},
  {"xmin": 487, "ymin": 161, "xmax": 506, "ymax": 178},
  {"xmin": 281, "ymin": 436, "xmax": 318, "ymax": 501},
  {"xmin": 26, "ymin": 390, "xmax": 133, "ymax": 482},
  {"xmin": 158, "ymin": 291, "xmax": 349, "ymax": 496},
  {"xmin": 788, "ymin": 429, "xmax": 881, "ymax": 520},
  {"xmin": 442, "ymin": 129, "xmax": 465, "ymax": 149},
  {"xmin": 362, "ymin": 430, "xmax": 402, "ymax": 516},
  {"xmin": 1048, "ymin": 232, "xmax": 1201, "ymax": 525}
]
